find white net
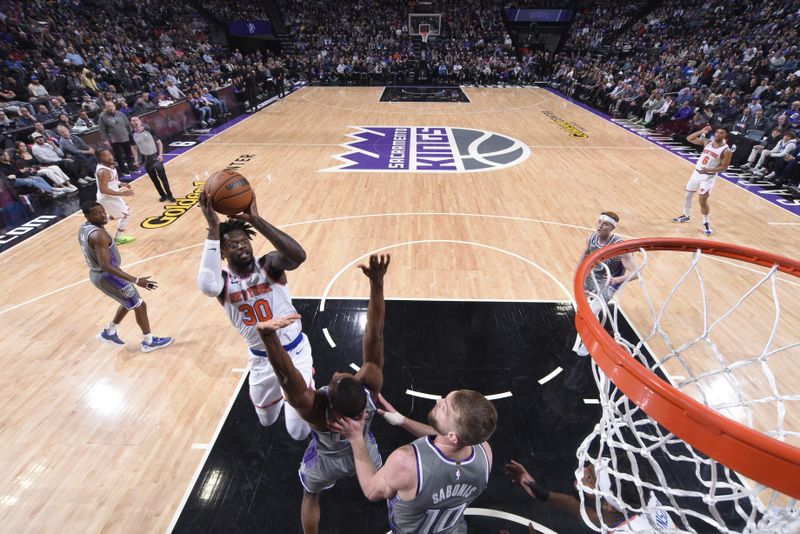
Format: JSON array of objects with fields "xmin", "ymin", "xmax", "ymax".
[{"xmin": 575, "ymin": 244, "xmax": 800, "ymax": 533}]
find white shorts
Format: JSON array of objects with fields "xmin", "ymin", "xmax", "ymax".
[
  {"xmin": 97, "ymin": 195, "xmax": 131, "ymax": 219},
  {"xmin": 248, "ymin": 333, "xmax": 314, "ymax": 409},
  {"xmin": 685, "ymin": 170, "xmax": 716, "ymax": 195}
]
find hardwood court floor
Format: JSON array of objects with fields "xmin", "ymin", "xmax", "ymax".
[{"xmin": 0, "ymin": 87, "xmax": 797, "ymax": 532}]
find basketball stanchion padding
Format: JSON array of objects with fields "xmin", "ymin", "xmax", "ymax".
[{"xmin": 573, "ymin": 237, "xmax": 800, "ymax": 532}]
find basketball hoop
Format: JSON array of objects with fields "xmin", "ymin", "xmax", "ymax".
[
  {"xmin": 419, "ymin": 23, "xmax": 430, "ymax": 44},
  {"xmin": 574, "ymin": 237, "xmax": 800, "ymax": 532}
]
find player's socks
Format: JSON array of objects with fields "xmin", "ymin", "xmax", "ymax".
[
  {"xmin": 142, "ymin": 333, "xmax": 153, "ymax": 344},
  {"xmin": 702, "ymin": 215, "xmax": 709, "ymax": 224},
  {"xmin": 107, "ymin": 321, "xmax": 119, "ymax": 334}
]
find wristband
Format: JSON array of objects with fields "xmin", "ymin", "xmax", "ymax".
[
  {"xmin": 525, "ymin": 479, "xmax": 550, "ymax": 501},
  {"xmin": 382, "ymin": 411, "xmax": 405, "ymax": 426}
]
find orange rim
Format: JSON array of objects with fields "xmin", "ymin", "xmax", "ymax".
[{"xmin": 574, "ymin": 237, "xmax": 800, "ymax": 499}]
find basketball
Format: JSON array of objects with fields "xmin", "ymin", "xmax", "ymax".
[{"xmin": 204, "ymin": 170, "xmax": 253, "ymax": 215}]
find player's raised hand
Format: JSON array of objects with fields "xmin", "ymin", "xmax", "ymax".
[
  {"xmin": 198, "ymin": 191, "xmax": 219, "ymax": 229},
  {"xmin": 376, "ymin": 393, "xmax": 405, "ymax": 425},
  {"xmin": 358, "ymin": 254, "xmax": 390, "ymax": 281},
  {"xmin": 256, "ymin": 313, "xmax": 301, "ymax": 336},
  {"xmin": 230, "ymin": 193, "xmax": 259, "ymax": 223},
  {"xmin": 701, "ymin": 125, "xmax": 712, "ymax": 135},
  {"xmin": 328, "ymin": 410, "xmax": 367, "ymax": 440},
  {"xmin": 504, "ymin": 460, "xmax": 536, "ymax": 498}
]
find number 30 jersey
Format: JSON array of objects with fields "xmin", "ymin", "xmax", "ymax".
[{"xmin": 218, "ymin": 256, "xmax": 301, "ymax": 349}]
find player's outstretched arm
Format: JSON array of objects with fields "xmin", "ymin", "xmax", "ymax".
[
  {"xmin": 376, "ymin": 393, "xmax": 437, "ymax": 438},
  {"xmin": 197, "ymin": 192, "xmax": 225, "ymax": 297},
  {"xmin": 256, "ymin": 315, "xmax": 315, "ymax": 417},
  {"xmin": 331, "ymin": 415, "xmax": 416, "ymax": 501},
  {"xmin": 91, "ymin": 231, "xmax": 156, "ymax": 290},
  {"xmin": 230, "ymin": 195, "xmax": 306, "ymax": 275},
  {"xmin": 354, "ymin": 254, "xmax": 390, "ymax": 395}
]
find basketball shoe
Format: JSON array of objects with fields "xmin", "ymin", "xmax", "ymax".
[
  {"xmin": 141, "ymin": 336, "xmax": 173, "ymax": 353},
  {"xmin": 672, "ymin": 215, "xmax": 690, "ymax": 223},
  {"xmin": 703, "ymin": 223, "xmax": 713, "ymax": 236},
  {"xmin": 115, "ymin": 234, "xmax": 136, "ymax": 245},
  {"xmin": 97, "ymin": 329, "xmax": 124, "ymax": 346}
]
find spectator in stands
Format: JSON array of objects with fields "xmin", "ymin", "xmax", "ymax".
[
  {"xmin": 731, "ymin": 108, "xmax": 753, "ymax": 136},
  {"xmin": 166, "ymin": 80, "xmax": 186, "ymax": 101},
  {"xmin": 116, "ymin": 99, "xmax": 133, "ymax": 116},
  {"xmin": 788, "ymin": 102, "xmax": 800, "ymax": 129},
  {"xmin": 133, "ymin": 92, "xmax": 155, "ymax": 114},
  {"xmin": 12, "ymin": 140, "xmax": 78, "ymax": 192},
  {"xmin": 75, "ymin": 110, "xmax": 96, "ymax": 131},
  {"xmin": 742, "ymin": 127, "xmax": 785, "ymax": 177},
  {"xmin": 57, "ymin": 125, "xmax": 97, "ymax": 179},
  {"xmin": 15, "ymin": 107, "xmax": 37, "ymax": 128},
  {"xmin": 189, "ymin": 91, "xmax": 213, "ymax": 128},
  {"xmin": 27, "ymin": 76, "xmax": 49, "ymax": 100},
  {"xmin": 64, "ymin": 46, "xmax": 85, "ymax": 67},
  {"xmin": 29, "ymin": 133, "xmax": 83, "ymax": 182},
  {"xmin": 35, "ymin": 104, "xmax": 54, "ymax": 123},
  {"xmin": 81, "ymin": 94, "xmax": 100, "ymax": 114},
  {"xmin": 0, "ymin": 111, "xmax": 13, "ymax": 130},
  {"xmin": 32, "ymin": 122, "xmax": 58, "ymax": 144},
  {"xmin": 1, "ymin": 83, "xmax": 34, "ymax": 117},
  {"xmin": 81, "ymin": 68, "xmax": 99, "ymax": 94},
  {"xmin": 98, "ymin": 101, "xmax": 134, "ymax": 176},
  {"xmin": 0, "ymin": 149, "xmax": 65, "ymax": 198},
  {"xmin": 202, "ymin": 87, "xmax": 228, "ymax": 117},
  {"xmin": 753, "ymin": 131, "xmax": 797, "ymax": 178},
  {"xmin": 773, "ymin": 143, "xmax": 800, "ymax": 187}
]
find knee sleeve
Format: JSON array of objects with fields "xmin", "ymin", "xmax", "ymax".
[
  {"xmin": 284, "ymin": 404, "xmax": 311, "ymax": 440},
  {"xmin": 254, "ymin": 401, "xmax": 283, "ymax": 427}
]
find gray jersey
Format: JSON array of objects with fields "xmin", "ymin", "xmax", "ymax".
[
  {"xmin": 583, "ymin": 232, "xmax": 624, "ymax": 295},
  {"xmin": 78, "ymin": 222, "xmax": 120, "ymax": 274},
  {"xmin": 388, "ymin": 436, "xmax": 490, "ymax": 534},
  {"xmin": 315, "ymin": 385, "xmax": 377, "ymax": 455}
]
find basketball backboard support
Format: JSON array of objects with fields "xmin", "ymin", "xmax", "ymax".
[{"xmin": 409, "ymin": 13, "xmax": 441, "ymax": 36}]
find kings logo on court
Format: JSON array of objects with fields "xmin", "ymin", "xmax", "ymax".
[{"xmin": 323, "ymin": 126, "xmax": 530, "ymax": 173}]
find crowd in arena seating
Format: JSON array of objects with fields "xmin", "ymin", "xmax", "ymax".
[
  {"xmin": 0, "ymin": 0, "xmax": 292, "ymax": 209},
  {"xmin": 278, "ymin": 0, "xmax": 533, "ymax": 85},
  {"xmin": 548, "ymin": 0, "xmax": 800, "ymax": 189},
  {"xmin": 200, "ymin": 0, "xmax": 270, "ymax": 23}
]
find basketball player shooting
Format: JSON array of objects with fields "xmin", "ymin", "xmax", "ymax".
[
  {"xmin": 332, "ymin": 387, "xmax": 497, "ymax": 533},
  {"xmin": 196, "ymin": 191, "xmax": 314, "ymax": 440},
  {"xmin": 672, "ymin": 125, "xmax": 731, "ymax": 236},
  {"xmin": 79, "ymin": 201, "xmax": 173, "ymax": 352},
  {"xmin": 253, "ymin": 254, "xmax": 389, "ymax": 534},
  {"xmin": 574, "ymin": 212, "xmax": 638, "ymax": 357}
]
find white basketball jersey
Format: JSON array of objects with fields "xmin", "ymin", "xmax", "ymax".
[
  {"xmin": 611, "ymin": 494, "xmax": 675, "ymax": 532},
  {"xmin": 695, "ymin": 142, "xmax": 729, "ymax": 173},
  {"xmin": 219, "ymin": 258, "xmax": 301, "ymax": 349},
  {"xmin": 96, "ymin": 163, "xmax": 120, "ymax": 199}
]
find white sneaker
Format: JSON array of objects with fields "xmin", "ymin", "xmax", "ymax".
[
  {"xmin": 78, "ymin": 177, "xmax": 90, "ymax": 185},
  {"xmin": 51, "ymin": 189, "xmax": 66, "ymax": 197},
  {"xmin": 765, "ymin": 171, "xmax": 776, "ymax": 180},
  {"xmin": 575, "ymin": 344, "xmax": 589, "ymax": 357},
  {"xmin": 84, "ymin": 176, "xmax": 96, "ymax": 182}
]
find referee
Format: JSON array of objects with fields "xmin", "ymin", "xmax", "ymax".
[{"xmin": 130, "ymin": 116, "xmax": 175, "ymax": 202}]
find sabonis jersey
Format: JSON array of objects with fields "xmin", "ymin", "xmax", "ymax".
[
  {"xmin": 218, "ymin": 255, "xmax": 301, "ymax": 348},
  {"xmin": 388, "ymin": 436, "xmax": 490, "ymax": 534}
]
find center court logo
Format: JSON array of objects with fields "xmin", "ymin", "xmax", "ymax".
[{"xmin": 322, "ymin": 126, "xmax": 530, "ymax": 173}]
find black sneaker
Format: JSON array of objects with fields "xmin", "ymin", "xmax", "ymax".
[
  {"xmin": 703, "ymin": 223, "xmax": 713, "ymax": 236},
  {"xmin": 159, "ymin": 195, "xmax": 167, "ymax": 202},
  {"xmin": 167, "ymin": 195, "xmax": 176, "ymax": 202}
]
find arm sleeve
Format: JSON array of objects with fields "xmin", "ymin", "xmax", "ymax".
[{"xmin": 197, "ymin": 239, "xmax": 225, "ymax": 297}]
